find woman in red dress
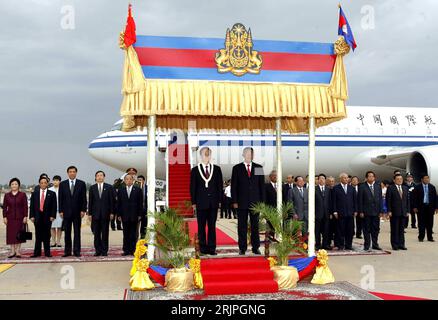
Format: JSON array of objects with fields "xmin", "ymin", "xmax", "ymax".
[{"xmin": 2, "ymin": 178, "xmax": 28, "ymax": 258}]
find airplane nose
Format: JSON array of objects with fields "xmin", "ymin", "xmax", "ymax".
[{"xmin": 88, "ymin": 138, "xmax": 105, "ymax": 162}]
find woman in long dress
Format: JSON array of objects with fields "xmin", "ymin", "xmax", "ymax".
[
  {"xmin": 2, "ymin": 178, "xmax": 28, "ymax": 258},
  {"xmin": 49, "ymin": 175, "xmax": 63, "ymax": 247}
]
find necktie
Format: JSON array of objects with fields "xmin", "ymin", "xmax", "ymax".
[
  {"xmin": 398, "ymin": 185, "xmax": 403, "ymax": 198},
  {"xmin": 424, "ymin": 185, "xmax": 429, "ymax": 204},
  {"xmin": 127, "ymin": 187, "xmax": 131, "ymax": 199},
  {"xmin": 247, "ymin": 164, "xmax": 251, "ymax": 177},
  {"xmin": 344, "ymin": 185, "xmax": 347, "ymax": 194},
  {"xmin": 40, "ymin": 190, "xmax": 45, "ymax": 212},
  {"xmin": 370, "ymin": 184, "xmax": 374, "ymax": 196},
  {"xmin": 99, "ymin": 184, "xmax": 102, "ymax": 198},
  {"xmin": 70, "ymin": 180, "xmax": 75, "ymax": 196},
  {"xmin": 321, "ymin": 187, "xmax": 325, "ymax": 197},
  {"xmin": 205, "ymin": 165, "xmax": 210, "ymax": 179},
  {"xmin": 274, "ymin": 183, "xmax": 277, "ymax": 191},
  {"xmin": 299, "ymin": 188, "xmax": 303, "ymax": 197}
]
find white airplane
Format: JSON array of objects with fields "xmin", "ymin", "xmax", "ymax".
[{"xmin": 88, "ymin": 106, "xmax": 438, "ymax": 182}]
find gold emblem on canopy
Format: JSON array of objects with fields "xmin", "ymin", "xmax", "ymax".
[{"xmin": 215, "ymin": 23, "xmax": 263, "ymax": 76}]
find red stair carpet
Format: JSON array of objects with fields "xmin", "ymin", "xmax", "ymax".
[
  {"xmin": 168, "ymin": 143, "xmax": 193, "ymax": 217},
  {"xmin": 369, "ymin": 291, "xmax": 429, "ymax": 300},
  {"xmin": 201, "ymin": 257, "xmax": 278, "ymax": 295},
  {"xmin": 187, "ymin": 220, "xmax": 237, "ymax": 246}
]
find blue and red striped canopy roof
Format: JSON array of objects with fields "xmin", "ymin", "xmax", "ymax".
[{"xmin": 134, "ymin": 35, "xmax": 336, "ymax": 84}]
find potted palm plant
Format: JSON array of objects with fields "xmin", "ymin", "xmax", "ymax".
[
  {"xmin": 148, "ymin": 208, "xmax": 194, "ymax": 292},
  {"xmin": 251, "ymin": 202, "xmax": 306, "ymax": 289}
]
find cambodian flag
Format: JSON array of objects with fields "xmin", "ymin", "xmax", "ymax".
[{"xmin": 338, "ymin": 6, "xmax": 357, "ymax": 51}]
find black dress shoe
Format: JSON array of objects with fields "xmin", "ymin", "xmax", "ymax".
[
  {"xmin": 45, "ymin": 254, "xmax": 52, "ymax": 258},
  {"xmin": 209, "ymin": 251, "xmax": 218, "ymax": 256},
  {"xmin": 412, "ymin": 226, "xmax": 417, "ymax": 229},
  {"xmin": 419, "ymin": 239, "xmax": 424, "ymax": 242},
  {"xmin": 94, "ymin": 253, "xmax": 101, "ymax": 257},
  {"xmin": 392, "ymin": 247, "xmax": 399, "ymax": 251},
  {"xmin": 239, "ymin": 250, "xmax": 246, "ymax": 255},
  {"xmin": 7, "ymin": 253, "xmax": 16, "ymax": 259},
  {"xmin": 399, "ymin": 247, "xmax": 407, "ymax": 250},
  {"xmin": 345, "ymin": 246, "xmax": 353, "ymax": 250},
  {"xmin": 428, "ymin": 239, "xmax": 435, "ymax": 242},
  {"xmin": 363, "ymin": 247, "xmax": 370, "ymax": 251},
  {"xmin": 74, "ymin": 254, "xmax": 81, "ymax": 257},
  {"xmin": 62, "ymin": 253, "xmax": 71, "ymax": 257},
  {"xmin": 30, "ymin": 255, "xmax": 41, "ymax": 258},
  {"xmin": 252, "ymin": 249, "xmax": 261, "ymax": 255},
  {"xmin": 356, "ymin": 236, "xmax": 363, "ymax": 239},
  {"xmin": 101, "ymin": 253, "xmax": 108, "ymax": 256},
  {"xmin": 372, "ymin": 246, "xmax": 382, "ymax": 250},
  {"xmin": 111, "ymin": 228, "xmax": 116, "ymax": 231},
  {"xmin": 122, "ymin": 252, "xmax": 130, "ymax": 256}
]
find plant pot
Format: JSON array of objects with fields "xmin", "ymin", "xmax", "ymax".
[
  {"xmin": 271, "ymin": 265, "xmax": 299, "ymax": 290},
  {"xmin": 165, "ymin": 267, "xmax": 194, "ymax": 292}
]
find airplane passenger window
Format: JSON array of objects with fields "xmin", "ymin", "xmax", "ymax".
[
  {"xmin": 344, "ymin": 128, "xmax": 349, "ymax": 134},
  {"xmin": 401, "ymin": 128, "xmax": 406, "ymax": 134},
  {"xmin": 355, "ymin": 128, "xmax": 361, "ymax": 134},
  {"xmin": 327, "ymin": 127, "xmax": 333, "ymax": 134},
  {"xmin": 335, "ymin": 127, "xmax": 341, "ymax": 134},
  {"xmin": 394, "ymin": 128, "xmax": 399, "ymax": 134}
]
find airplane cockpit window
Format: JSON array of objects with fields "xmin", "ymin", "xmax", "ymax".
[{"xmin": 110, "ymin": 122, "xmax": 123, "ymax": 131}]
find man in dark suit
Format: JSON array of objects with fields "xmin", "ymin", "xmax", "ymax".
[
  {"xmin": 413, "ymin": 174, "xmax": 438, "ymax": 242},
  {"xmin": 231, "ymin": 147, "xmax": 265, "ymax": 255},
  {"xmin": 283, "ymin": 175, "xmax": 294, "ymax": 204},
  {"xmin": 350, "ymin": 176, "xmax": 363, "ymax": 239},
  {"xmin": 358, "ymin": 171, "xmax": 383, "ymax": 251},
  {"xmin": 117, "ymin": 174, "xmax": 143, "ymax": 255},
  {"xmin": 88, "ymin": 171, "xmax": 116, "ymax": 256},
  {"xmin": 137, "ymin": 175, "xmax": 148, "ymax": 239},
  {"xmin": 265, "ymin": 170, "xmax": 278, "ymax": 207},
  {"xmin": 404, "ymin": 173, "xmax": 417, "ymax": 229},
  {"xmin": 30, "ymin": 177, "xmax": 57, "ymax": 258},
  {"xmin": 288, "ymin": 176, "xmax": 309, "ymax": 234},
  {"xmin": 190, "ymin": 147, "xmax": 223, "ymax": 255},
  {"xmin": 59, "ymin": 166, "xmax": 87, "ymax": 257},
  {"xmin": 332, "ymin": 172, "xmax": 357, "ymax": 250},
  {"xmin": 386, "ymin": 174, "xmax": 410, "ymax": 250},
  {"xmin": 315, "ymin": 174, "xmax": 332, "ymax": 250}
]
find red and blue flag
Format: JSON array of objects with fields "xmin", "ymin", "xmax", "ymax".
[{"xmin": 338, "ymin": 6, "xmax": 357, "ymax": 51}]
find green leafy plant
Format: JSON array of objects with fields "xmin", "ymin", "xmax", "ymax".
[
  {"xmin": 147, "ymin": 208, "xmax": 190, "ymax": 269},
  {"xmin": 251, "ymin": 202, "xmax": 306, "ymax": 266}
]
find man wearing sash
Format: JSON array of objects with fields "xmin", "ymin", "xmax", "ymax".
[{"xmin": 190, "ymin": 147, "xmax": 223, "ymax": 255}]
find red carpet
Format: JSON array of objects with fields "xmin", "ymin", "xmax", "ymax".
[
  {"xmin": 369, "ymin": 291, "xmax": 429, "ymax": 300},
  {"xmin": 201, "ymin": 257, "xmax": 278, "ymax": 295},
  {"xmin": 187, "ymin": 220, "xmax": 237, "ymax": 246},
  {"xmin": 168, "ymin": 144, "xmax": 193, "ymax": 217}
]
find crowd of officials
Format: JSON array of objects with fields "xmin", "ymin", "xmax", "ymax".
[
  {"xmin": 1, "ymin": 166, "xmax": 147, "ymax": 258},
  {"xmin": 190, "ymin": 147, "xmax": 437, "ymax": 256},
  {"xmin": 2, "ymin": 146, "xmax": 437, "ymax": 259}
]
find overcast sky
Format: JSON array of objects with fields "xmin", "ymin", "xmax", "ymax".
[{"xmin": 0, "ymin": 0, "xmax": 437, "ymax": 184}]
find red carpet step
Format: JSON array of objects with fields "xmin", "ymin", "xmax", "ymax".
[
  {"xmin": 201, "ymin": 257, "xmax": 278, "ymax": 295},
  {"xmin": 187, "ymin": 220, "xmax": 237, "ymax": 246}
]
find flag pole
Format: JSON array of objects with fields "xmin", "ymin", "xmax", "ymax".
[
  {"xmin": 307, "ymin": 116, "xmax": 316, "ymax": 257},
  {"xmin": 147, "ymin": 115, "xmax": 156, "ymax": 261},
  {"xmin": 276, "ymin": 118, "xmax": 283, "ymax": 220}
]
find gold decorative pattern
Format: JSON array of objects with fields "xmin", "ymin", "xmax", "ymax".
[
  {"xmin": 334, "ymin": 36, "xmax": 351, "ymax": 56},
  {"xmin": 189, "ymin": 258, "xmax": 203, "ymax": 289},
  {"xmin": 215, "ymin": 23, "xmax": 262, "ymax": 76}
]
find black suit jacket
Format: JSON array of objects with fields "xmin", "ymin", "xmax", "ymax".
[
  {"xmin": 265, "ymin": 183, "xmax": 277, "ymax": 208},
  {"xmin": 332, "ymin": 184, "xmax": 357, "ymax": 218},
  {"xmin": 88, "ymin": 183, "xmax": 116, "ymax": 220},
  {"xmin": 386, "ymin": 184, "xmax": 410, "ymax": 216},
  {"xmin": 412, "ymin": 183, "xmax": 438, "ymax": 210},
  {"xmin": 358, "ymin": 183, "xmax": 383, "ymax": 216},
  {"xmin": 58, "ymin": 179, "xmax": 87, "ymax": 219},
  {"xmin": 315, "ymin": 185, "xmax": 332, "ymax": 220},
  {"xmin": 283, "ymin": 183, "xmax": 294, "ymax": 203},
  {"xmin": 29, "ymin": 189, "xmax": 57, "ymax": 222},
  {"xmin": 231, "ymin": 162, "xmax": 265, "ymax": 210},
  {"xmin": 117, "ymin": 186, "xmax": 143, "ymax": 222},
  {"xmin": 190, "ymin": 164, "xmax": 223, "ymax": 210}
]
